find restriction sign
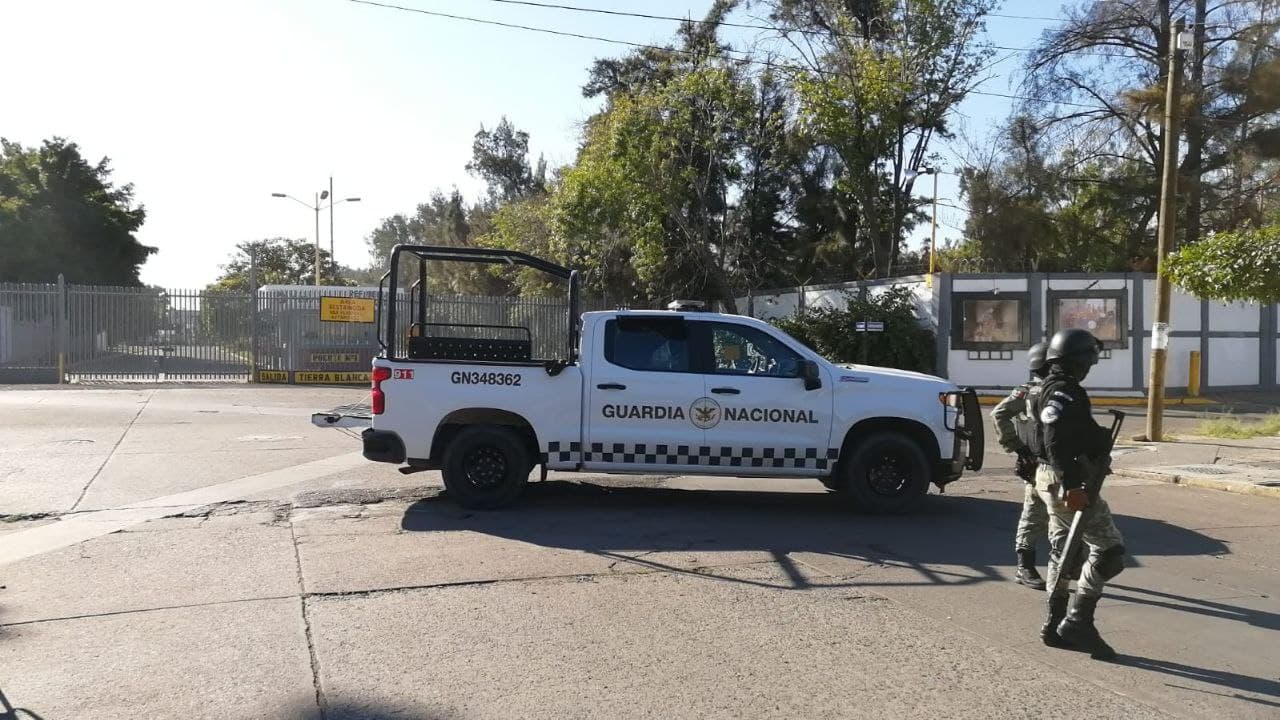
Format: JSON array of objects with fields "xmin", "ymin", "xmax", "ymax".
[{"xmin": 319, "ymin": 296, "xmax": 376, "ymax": 323}]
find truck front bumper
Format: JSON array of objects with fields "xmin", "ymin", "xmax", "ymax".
[
  {"xmin": 938, "ymin": 387, "xmax": 984, "ymax": 488},
  {"xmin": 362, "ymin": 429, "xmax": 406, "ymax": 464}
]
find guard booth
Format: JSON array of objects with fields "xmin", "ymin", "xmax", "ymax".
[{"xmin": 255, "ymin": 285, "xmax": 384, "ymax": 384}]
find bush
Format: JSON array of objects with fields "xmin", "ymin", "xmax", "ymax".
[
  {"xmin": 772, "ymin": 286, "xmax": 936, "ymax": 373},
  {"xmin": 1164, "ymin": 225, "xmax": 1280, "ymax": 305}
]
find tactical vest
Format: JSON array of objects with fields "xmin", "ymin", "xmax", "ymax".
[{"xmin": 1016, "ymin": 382, "xmax": 1045, "ymax": 458}]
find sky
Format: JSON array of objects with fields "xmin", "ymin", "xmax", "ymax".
[{"xmin": 2, "ymin": 0, "xmax": 1070, "ymax": 288}]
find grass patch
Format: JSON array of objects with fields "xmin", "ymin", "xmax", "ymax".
[{"xmin": 1197, "ymin": 412, "xmax": 1280, "ymax": 439}]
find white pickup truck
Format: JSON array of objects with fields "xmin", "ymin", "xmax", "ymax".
[{"xmin": 315, "ymin": 246, "xmax": 983, "ymax": 513}]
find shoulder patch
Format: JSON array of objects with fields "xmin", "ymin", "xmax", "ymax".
[{"xmin": 1040, "ymin": 405, "xmax": 1061, "ymax": 424}]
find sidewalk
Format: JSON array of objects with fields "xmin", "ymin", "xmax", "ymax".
[
  {"xmin": 977, "ymin": 390, "xmax": 1280, "ymax": 413},
  {"xmin": 1111, "ymin": 435, "xmax": 1280, "ymax": 499}
]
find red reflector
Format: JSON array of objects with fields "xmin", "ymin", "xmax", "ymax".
[{"xmin": 372, "ymin": 366, "xmax": 392, "ymax": 382}]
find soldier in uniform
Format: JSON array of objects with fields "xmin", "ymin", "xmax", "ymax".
[
  {"xmin": 991, "ymin": 342, "xmax": 1050, "ymax": 590},
  {"xmin": 1033, "ymin": 328, "xmax": 1125, "ymax": 660}
]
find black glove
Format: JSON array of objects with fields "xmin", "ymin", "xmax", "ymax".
[{"xmin": 1015, "ymin": 447, "xmax": 1037, "ymax": 483}]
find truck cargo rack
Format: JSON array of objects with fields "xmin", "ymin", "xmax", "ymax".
[{"xmin": 381, "ymin": 246, "xmax": 580, "ymax": 368}]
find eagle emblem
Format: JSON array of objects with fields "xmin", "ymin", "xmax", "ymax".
[{"xmin": 689, "ymin": 397, "xmax": 722, "ymax": 429}]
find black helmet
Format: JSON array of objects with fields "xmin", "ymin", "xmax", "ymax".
[
  {"xmin": 1028, "ymin": 342, "xmax": 1048, "ymax": 376},
  {"xmin": 1047, "ymin": 328, "xmax": 1102, "ymax": 379}
]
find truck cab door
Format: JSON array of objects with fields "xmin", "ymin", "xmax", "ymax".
[
  {"xmin": 584, "ymin": 315, "xmax": 706, "ymax": 471},
  {"xmin": 692, "ymin": 321, "xmax": 836, "ymax": 476}
]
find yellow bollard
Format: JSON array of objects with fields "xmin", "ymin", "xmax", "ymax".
[{"xmin": 1188, "ymin": 350, "xmax": 1201, "ymax": 397}]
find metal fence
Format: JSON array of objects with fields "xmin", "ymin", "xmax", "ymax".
[
  {"xmin": 0, "ymin": 282, "xmax": 60, "ymax": 381},
  {"xmin": 0, "ymin": 278, "xmax": 614, "ymax": 383},
  {"xmin": 63, "ymin": 286, "xmax": 252, "ymax": 381}
]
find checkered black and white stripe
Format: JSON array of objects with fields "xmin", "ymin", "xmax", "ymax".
[{"xmin": 543, "ymin": 441, "xmax": 839, "ymax": 470}]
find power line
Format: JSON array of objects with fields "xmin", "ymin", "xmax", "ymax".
[
  {"xmin": 348, "ymin": 0, "xmax": 1096, "ymax": 105},
  {"xmin": 463, "ymin": 0, "xmax": 1142, "ymax": 58},
  {"xmin": 346, "ymin": 0, "xmax": 1269, "ymax": 121},
  {"xmin": 472, "ymin": 0, "xmax": 1069, "ymax": 32}
]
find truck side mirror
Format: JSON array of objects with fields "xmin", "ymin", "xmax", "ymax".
[{"xmin": 800, "ymin": 360, "xmax": 822, "ymax": 391}]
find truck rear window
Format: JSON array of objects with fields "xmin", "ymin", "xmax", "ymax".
[{"xmin": 604, "ymin": 318, "xmax": 690, "ymax": 373}]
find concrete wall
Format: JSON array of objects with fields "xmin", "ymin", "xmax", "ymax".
[
  {"xmin": 743, "ymin": 272, "xmax": 1278, "ymax": 392},
  {"xmin": 740, "ymin": 276, "xmax": 935, "ymax": 329}
]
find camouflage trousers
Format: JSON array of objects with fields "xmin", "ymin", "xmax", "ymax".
[
  {"xmin": 1034, "ymin": 465, "xmax": 1125, "ymax": 599},
  {"xmin": 1014, "ymin": 480, "xmax": 1049, "ymax": 553}
]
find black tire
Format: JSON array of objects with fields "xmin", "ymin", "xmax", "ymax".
[
  {"xmin": 440, "ymin": 425, "xmax": 532, "ymax": 509},
  {"xmin": 834, "ymin": 431, "xmax": 931, "ymax": 514}
]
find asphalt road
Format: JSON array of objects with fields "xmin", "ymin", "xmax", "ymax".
[{"xmin": 0, "ymin": 386, "xmax": 1276, "ymax": 719}]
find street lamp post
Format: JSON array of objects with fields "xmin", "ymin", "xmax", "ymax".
[
  {"xmin": 271, "ymin": 185, "xmax": 361, "ymax": 286},
  {"xmin": 906, "ymin": 167, "xmax": 940, "ymax": 286}
]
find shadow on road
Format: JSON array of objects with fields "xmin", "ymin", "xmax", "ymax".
[
  {"xmin": 398, "ymin": 480, "xmax": 1229, "ymax": 593},
  {"xmin": 1108, "ymin": 582, "xmax": 1280, "ymax": 632},
  {"xmin": 287, "ymin": 699, "xmax": 455, "ymax": 719},
  {"xmin": 1116, "ymin": 655, "xmax": 1280, "ymax": 710},
  {"xmin": 0, "ymin": 686, "xmax": 44, "ymax": 720}
]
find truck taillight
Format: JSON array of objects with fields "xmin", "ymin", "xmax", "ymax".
[{"xmin": 371, "ymin": 366, "xmax": 392, "ymax": 415}]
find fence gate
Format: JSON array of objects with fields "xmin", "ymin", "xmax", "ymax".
[
  {"xmin": 0, "ymin": 280, "xmax": 252, "ymax": 383},
  {"xmin": 64, "ymin": 286, "xmax": 253, "ymax": 382},
  {"xmin": 2, "ymin": 279, "xmax": 613, "ymax": 384}
]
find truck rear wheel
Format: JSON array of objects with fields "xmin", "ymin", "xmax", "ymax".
[
  {"xmin": 835, "ymin": 431, "xmax": 930, "ymax": 514},
  {"xmin": 441, "ymin": 425, "xmax": 532, "ymax": 509}
]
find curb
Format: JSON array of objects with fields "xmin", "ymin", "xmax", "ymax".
[
  {"xmin": 1113, "ymin": 468, "xmax": 1280, "ymax": 500},
  {"xmin": 976, "ymin": 396, "xmax": 1215, "ymax": 408}
]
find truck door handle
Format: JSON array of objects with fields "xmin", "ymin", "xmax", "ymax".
[
  {"xmin": 711, "ymin": 387, "xmax": 740, "ymax": 395},
  {"xmin": 596, "ymin": 383, "xmax": 626, "ymax": 390}
]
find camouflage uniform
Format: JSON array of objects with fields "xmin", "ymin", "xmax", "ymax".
[
  {"xmin": 1033, "ymin": 464, "xmax": 1125, "ymax": 598},
  {"xmin": 990, "ymin": 382, "xmax": 1048, "ymax": 554},
  {"xmin": 1034, "ymin": 365, "xmax": 1126, "ymax": 659}
]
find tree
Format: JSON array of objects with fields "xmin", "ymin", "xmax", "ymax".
[
  {"xmin": 768, "ymin": 0, "xmax": 997, "ymax": 276},
  {"xmin": 466, "ymin": 117, "xmax": 545, "ymax": 203},
  {"xmin": 0, "ymin": 137, "xmax": 153, "ymax": 284},
  {"xmin": 208, "ymin": 238, "xmax": 348, "ymax": 292},
  {"xmin": 1164, "ymin": 224, "xmax": 1280, "ymax": 304},
  {"xmin": 955, "ymin": 117, "xmax": 1158, "ymax": 271},
  {"xmin": 1022, "ymin": 0, "xmax": 1280, "ymax": 250},
  {"xmin": 555, "ymin": 30, "xmax": 753, "ymax": 311},
  {"xmin": 365, "ymin": 189, "xmax": 510, "ymax": 295}
]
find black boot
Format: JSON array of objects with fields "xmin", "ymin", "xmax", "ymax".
[
  {"xmin": 1057, "ymin": 593, "xmax": 1117, "ymax": 660},
  {"xmin": 1015, "ymin": 549, "xmax": 1047, "ymax": 590},
  {"xmin": 1040, "ymin": 592, "xmax": 1069, "ymax": 648}
]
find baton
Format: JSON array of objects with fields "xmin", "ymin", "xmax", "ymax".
[{"xmin": 1056, "ymin": 410, "xmax": 1125, "ymax": 586}]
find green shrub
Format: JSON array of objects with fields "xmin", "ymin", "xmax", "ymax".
[{"xmin": 772, "ymin": 286, "xmax": 936, "ymax": 373}]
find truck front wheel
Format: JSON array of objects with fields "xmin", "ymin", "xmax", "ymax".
[
  {"xmin": 835, "ymin": 431, "xmax": 930, "ymax": 514},
  {"xmin": 441, "ymin": 425, "xmax": 532, "ymax": 509}
]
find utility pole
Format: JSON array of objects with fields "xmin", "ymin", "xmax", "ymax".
[
  {"xmin": 928, "ymin": 168, "xmax": 939, "ymax": 287},
  {"xmin": 314, "ymin": 191, "xmax": 322, "ymax": 286},
  {"xmin": 1146, "ymin": 17, "xmax": 1188, "ymax": 442},
  {"xmin": 329, "ymin": 176, "xmax": 336, "ymax": 278}
]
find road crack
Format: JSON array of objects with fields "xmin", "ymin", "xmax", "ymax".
[
  {"xmin": 290, "ymin": 518, "xmax": 327, "ymax": 719},
  {"xmin": 70, "ymin": 389, "xmax": 153, "ymax": 511}
]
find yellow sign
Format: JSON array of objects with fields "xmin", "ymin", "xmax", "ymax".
[
  {"xmin": 295, "ymin": 371, "xmax": 371, "ymax": 385},
  {"xmin": 309, "ymin": 352, "xmax": 361, "ymax": 364},
  {"xmin": 257, "ymin": 370, "xmax": 289, "ymax": 384},
  {"xmin": 320, "ymin": 296, "xmax": 376, "ymax": 323}
]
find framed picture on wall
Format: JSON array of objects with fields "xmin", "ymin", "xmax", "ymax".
[
  {"xmin": 951, "ymin": 292, "xmax": 1030, "ymax": 350},
  {"xmin": 1047, "ymin": 289, "xmax": 1128, "ymax": 349}
]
